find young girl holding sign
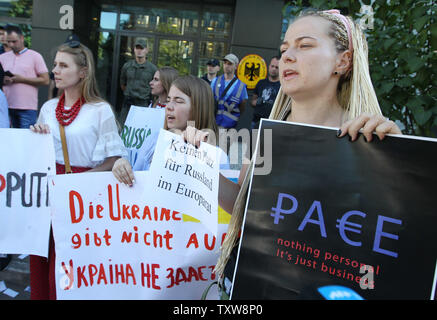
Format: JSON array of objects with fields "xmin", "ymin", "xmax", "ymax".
[
  {"xmin": 185, "ymin": 10, "xmax": 403, "ymax": 299},
  {"xmin": 29, "ymin": 42, "xmax": 126, "ymax": 299},
  {"xmin": 112, "ymin": 75, "xmax": 222, "ymax": 185}
]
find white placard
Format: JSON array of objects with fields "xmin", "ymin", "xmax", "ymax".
[
  {"xmin": 145, "ymin": 129, "xmax": 223, "ymax": 236},
  {"xmin": 0, "ymin": 129, "xmax": 55, "ymax": 257},
  {"xmin": 121, "ymin": 106, "xmax": 165, "ymax": 171},
  {"xmin": 52, "ymin": 172, "xmax": 228, "ymax": 300}
]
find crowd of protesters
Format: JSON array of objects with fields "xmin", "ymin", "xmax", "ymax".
[{"xmin": 0, "ymin": 8, "xmax": 405, "ymax": 300}]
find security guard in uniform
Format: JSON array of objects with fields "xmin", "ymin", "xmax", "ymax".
[
  {"xmin": 120, "ymin": 38, "xmax": 157, "ymax": 125},
  {"xmin": 211, "ymin": 53, "xmax": 248, "ymax": 129}
]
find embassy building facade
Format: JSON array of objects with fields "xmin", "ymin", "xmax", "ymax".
[{"xmin": 1, "ymin": 0, "xmax": 287, "ymax": 128}]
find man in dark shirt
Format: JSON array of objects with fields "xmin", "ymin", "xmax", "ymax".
[
  {"xmin": 201, "ymin": 58, "xmax": 220, "ymax": 85},
  {"xmin": 250, "ymin": 56, "xmax": 280, "ymax": 129}
]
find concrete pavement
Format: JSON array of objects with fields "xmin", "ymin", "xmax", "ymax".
[{"xmin": 0, "ymin": 255, "xmax": 30, "ymax": 300}]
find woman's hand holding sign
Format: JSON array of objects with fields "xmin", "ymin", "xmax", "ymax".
[
  {"xmin": 30, "ymin": 123, "xmax": 51, "ymax": 134},
  {"xmin": 182, "ymin": 125, "xmax": 210, "ymax": 148},
  {"xmin": 112, "ymin": 158, "xmax": 135, "ymax": 187},
  {"xmin": 337, "ymin": 113, "xmax": 401, "ymax": 142}
]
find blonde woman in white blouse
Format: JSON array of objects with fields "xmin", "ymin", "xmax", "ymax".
[{"xmin": 30, "ymin": 42, "xmax": 127, "ymax": 299}]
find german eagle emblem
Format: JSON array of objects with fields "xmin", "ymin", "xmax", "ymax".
[{"xmin": 244, "ymin": 62, "xmax": 261, "ymax": 82}]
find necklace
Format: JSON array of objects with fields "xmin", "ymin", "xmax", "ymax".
[
  {"xmin": 55, "ymin": 93, "xmax": 85, "ymax": 126},
  {"xmin": 156, "ymin": 101, "xmax": 166, "ymax": 109}
]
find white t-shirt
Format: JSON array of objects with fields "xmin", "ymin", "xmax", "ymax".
[{"xmin": 37, "ymin": 98, "xmax": 127, "ymax": 168}]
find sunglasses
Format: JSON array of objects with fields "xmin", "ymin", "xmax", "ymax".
[{"xmin": 67, "ymin": 40, "xmax": 80, "ymax": 48}]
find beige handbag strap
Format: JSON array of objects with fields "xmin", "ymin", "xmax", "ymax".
[{"xmin": 59, "ymin": 124, "xmax": 72, "ymax": 174}]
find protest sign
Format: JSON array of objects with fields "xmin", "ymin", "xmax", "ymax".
[
  {"xmin": 121, "ymin": 106, "xmax": 165, "ymax": 171},
  {"xmin": 0, "ymin": 129, "xmax": 55, "ymax": 257},
  {"xmin": 145, "ymin": 129, "xmax": 223, "ymax": 236},
  {"xmin": 231, "ymin": 120, "xmax": 437, "ymax": 300},
  {"xmin": 52, "ymin": 171, "xmax": 229, "ymax": 299}
]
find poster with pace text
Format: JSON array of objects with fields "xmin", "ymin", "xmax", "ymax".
[{"xmin": 231, "ymin": 120, "xmax": 437, "ymax": 300}]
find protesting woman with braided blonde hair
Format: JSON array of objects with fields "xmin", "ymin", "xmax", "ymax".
[{"xmin": 186, "ymin": 9, "xmax": 402, "ymax": 299}]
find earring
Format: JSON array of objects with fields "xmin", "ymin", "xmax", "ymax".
[{"xmin": 334, "ymin": 71, "xmax": 339, "ymax": 75}]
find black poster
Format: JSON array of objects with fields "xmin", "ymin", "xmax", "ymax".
[{"xmin": 231, "ymin": 120, "xmax": 437, "ymax": 300}]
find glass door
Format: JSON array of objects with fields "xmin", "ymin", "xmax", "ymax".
[
  {"xmin": 156, "ymin": 38, "xmax": 194, "ymax": 75},
  {"xmin": 92, "ymin": 2, "xmax": 233, "ymax": 124},
  {"xmin": 95, "ymin": 32, "xmax": 115, "ymax": 106},
  {"xmin": 198, "ymin": 40, "xmax": 230, "ymax": 77}
]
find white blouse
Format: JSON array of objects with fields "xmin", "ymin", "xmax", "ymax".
[{"xmin": 38, "ymin": 98, "xmax": 127, "ymax": 168}]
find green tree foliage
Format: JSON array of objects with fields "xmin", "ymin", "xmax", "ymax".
[
  {"xmin": 8, "ymin": 0, "xmax": 32, "ymax": 18},
  {"xmin": 283, "ymin": 0, "xmax": 436, "ymax": 136},
  {"xmin": 8, "ymin": 0, "xmax": 33, "ymax": 48}
]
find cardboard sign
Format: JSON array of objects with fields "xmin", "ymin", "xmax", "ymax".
[
  {"xmin": 145, "ymin": 129, "xmax": 223, "ymax": 236},
  {"xmin": 0, "ymin": 129, "xmax": 55, "ymax": 257},
  {"xmin": 52, "ymin": 171, "xmax": 230, "ymax": 300},
  {"xmin": 121, "ymin": 106, "xmax": 165, "ymax": 171},
  {"xmin": 231, "ymin": 120, "xmax": 437, "ymax": 300}
]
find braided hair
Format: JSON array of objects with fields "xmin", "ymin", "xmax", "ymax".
[{"xmin": 215, "ymin": 10, "xmax": 382, "ymax": 278}]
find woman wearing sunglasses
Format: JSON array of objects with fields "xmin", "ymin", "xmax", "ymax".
[{"xmin": 29, "ymin": 41, "xmax": 127, "ymax": 300}]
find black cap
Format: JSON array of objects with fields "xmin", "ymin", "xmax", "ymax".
[
  {"xmin": 206, "ymin": 59, "xmax": 220, "ymax": 67},
  {"xmin": 65, "ymin": 34, "xmax": 80, "ymax": 43},
  {"xmin": 65, "ymin": 34, "xmax": 80, "ymax": 48}
]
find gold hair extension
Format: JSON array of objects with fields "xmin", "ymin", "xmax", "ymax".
[
  {"xmin": 345, "ymin": 17, "xmax": 382, "ymax": 120},
  {"xmin": 214, "ymin": 162, "xmax": 253, "ymax": 276},
  {"xmin": 214, "ymin": 88, "xmax": 291, "ymax": 276}
]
